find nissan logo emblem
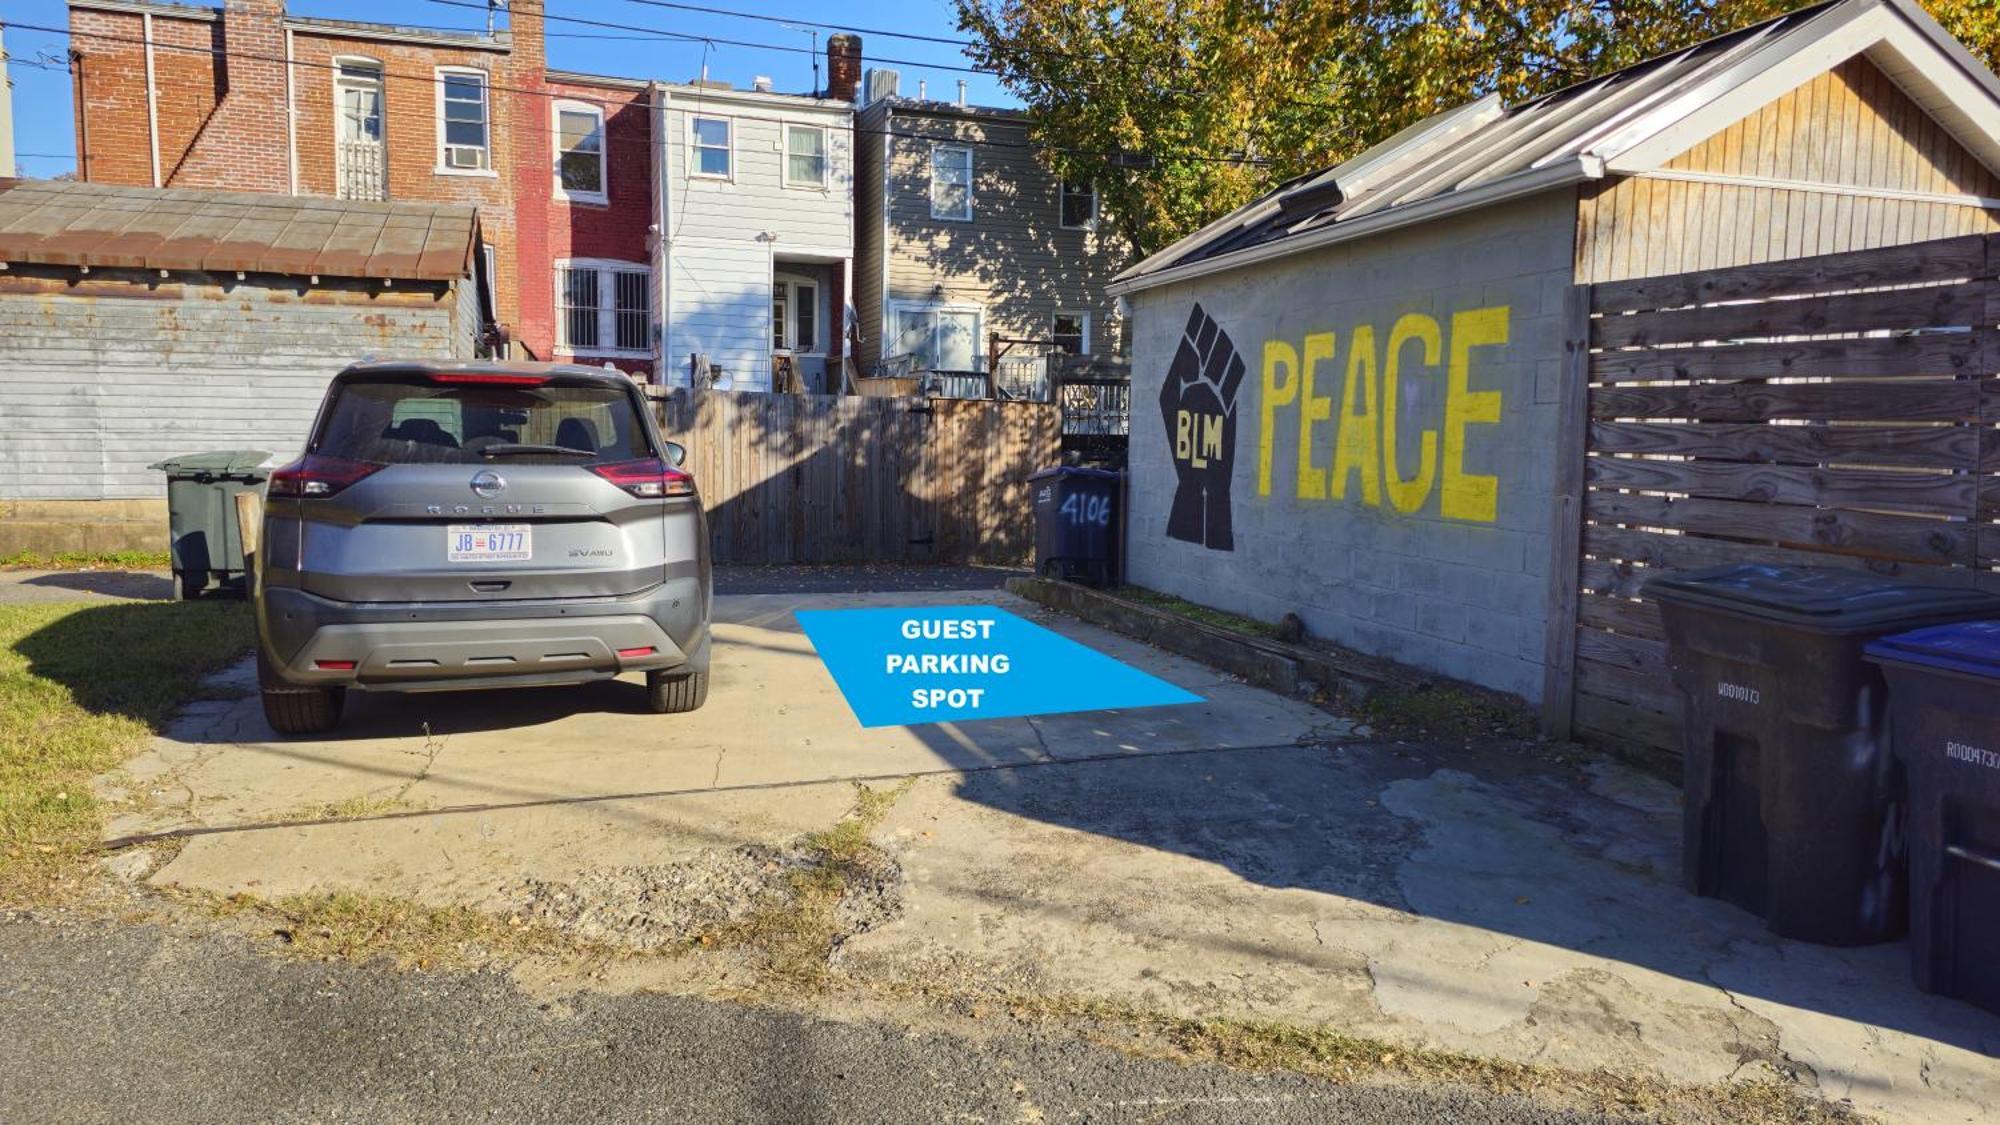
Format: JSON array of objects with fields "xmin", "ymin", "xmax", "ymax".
[{"xmin": 470, "ymin": 470, "xmax": 506, "ymax": 498}]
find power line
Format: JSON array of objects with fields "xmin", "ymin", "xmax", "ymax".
[
  {"xmin": 425, "ymin": 0, "xmax": 999, "ymax": 79},
  {"xmin": 9, "ymin": 19, "xmax": 1270, "ymax": 168},
  {"xmin": 614, "ymin": 0, "xmax": 983, "ymax": 51}
]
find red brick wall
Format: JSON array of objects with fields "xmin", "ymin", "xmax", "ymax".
[{"xmin": 533, "ymin": 76, "xmax": 655, "ymax": 372}]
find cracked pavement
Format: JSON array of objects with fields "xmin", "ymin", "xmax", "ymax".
[{"xmin": 70, "ymin": 585, "xmax": 2000, "ymax": 1124}]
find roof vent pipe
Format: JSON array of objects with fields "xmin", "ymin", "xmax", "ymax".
[
  {"xmin": 956, "ymin": 80, "xmax": 967, "ymax": 107},
  {"xmin": 917, "ymin": 79, "xmax": 927, "ymax": 101}
]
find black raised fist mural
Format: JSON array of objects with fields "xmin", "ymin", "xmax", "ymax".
[{"xmin": 1159, "ymin": 304, "xmax": 1245, "ymax": 551}]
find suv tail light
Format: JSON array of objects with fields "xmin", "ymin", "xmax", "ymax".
[
  {"xmin": 268, "ymin": 454, "xmax": 384, "ymax": 499},
  {"xmin": 589, "ymin": 457, "xmax": 695, "ymax": 498}
]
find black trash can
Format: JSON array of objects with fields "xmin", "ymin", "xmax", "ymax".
[
  {"xmin": 1029, "ymin": 466, "xmax": 1120, "ymax": 585},
  {"xmin": 1866, "ymin": 621, "xmax": 2000, "ymax": 1013},
  {"xmin": 1647, "ymin": 565, "xmax": 2000, "ymax": 945},
  {"xmin": 150, "ymin": 450, "xmax": 275, "ymax": 601}
]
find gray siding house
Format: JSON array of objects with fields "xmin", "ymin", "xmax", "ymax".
[
  {"xmin": 853, "ymin": 75, "xmax": 1125, "ymax": 386},
  {"xmin": 0, "ymin": 179, "xmax": 486, "ymax": 555}
]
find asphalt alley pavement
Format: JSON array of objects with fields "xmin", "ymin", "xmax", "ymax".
[{"xmin": 0, "ymin": 916, "xmax": 1615, "ymax": 1125}]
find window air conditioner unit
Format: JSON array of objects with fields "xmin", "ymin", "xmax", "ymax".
[{"xmin": 445, "ymin": 146, "xmax": 484, "ymax": 169}]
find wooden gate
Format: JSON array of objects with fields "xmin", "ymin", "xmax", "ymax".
[
  {"xmin": 654, "ymin": 389, "xmax": 1058, "ymax": 566},
  {"xmin": 1545, "ymin": 233, "xmax": 2000, "ymax": 754}
]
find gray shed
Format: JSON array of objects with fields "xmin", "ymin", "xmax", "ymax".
[
  {"xmin": 0, "ymin": 179, "xmax": 487, "ymax": 556},
  {"xmin": 1109, "ymin": 0, "xmax": 2000, "ymax": 721}
]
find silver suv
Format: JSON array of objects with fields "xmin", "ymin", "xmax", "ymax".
[{"xmin": 253, "ymin": 360, "xmax": 711, "ymax": 734}]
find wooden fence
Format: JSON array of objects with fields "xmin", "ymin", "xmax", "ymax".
[
  {"xmin": 653, "ymin": 389, "xmax": 1059, "ymax": 566},
  {"xmin": 1545, "ymin": 233, "xmax": 2000, "ymax": 753}
]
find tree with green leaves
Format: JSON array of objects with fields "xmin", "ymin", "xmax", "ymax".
[{"xmin": 956, "ymin": 0, "xmax": 2000, "ymax": 263}]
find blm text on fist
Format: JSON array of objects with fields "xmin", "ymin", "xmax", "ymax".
[{"xmin": 1158, "ymin": 304, "xmax": 1245, "ymax": 551}]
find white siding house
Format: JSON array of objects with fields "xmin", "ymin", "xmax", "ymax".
[{"xmin": 651, "ymin": 82, "xmax": 855, "ymax": 392}]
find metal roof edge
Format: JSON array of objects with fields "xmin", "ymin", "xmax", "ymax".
[{"xmin": 1108, "ymin": 159, "xmax": 1595, "ymax": 298}]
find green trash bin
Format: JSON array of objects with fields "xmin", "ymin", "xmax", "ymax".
[{"xmin": 150, "ymin": 450, "xmax": 275, "ymax": 600}]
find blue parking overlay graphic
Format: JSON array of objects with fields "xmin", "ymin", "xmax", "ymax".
[{"xmin": 795, "ymin": 605, "xmax": 1202, "ymax": 728}]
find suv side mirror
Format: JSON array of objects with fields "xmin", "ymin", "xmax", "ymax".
[{"xmin": 664, "ymin": 441, "xmax": 686, "ymax": 467}]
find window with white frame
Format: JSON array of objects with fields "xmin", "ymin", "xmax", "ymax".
[
  {"xmin": 556, "ymin": 261, "xmax": 651, "ymax": 355},
  {"xmin": 930, "ymin": 144, "xmax": 972, "ymax": 220},
  {"xmin": 1059, "ymin": 181, "xmax": 1096, "ymax": 229},
  {"xmin": 554, "ymin": 101, "xmax": 606, "ymax": 200},
  {"xmin": 691, "ymin": 116, "xmax": 731, "ymax": 178},
  {"xmin": 436, "ymin": 68, "xmax": 490, "ymax": 171},
  {"xmin": 891, "ymin": 304, "xmax": 981, "ymax": 371},
  {"xmin": 784, "ymin": 124, "xmax": 827, "ymax": 188},
  {"xmin": 1052, "ymin": 311, "xmax": 1089, "ymax": 355}
]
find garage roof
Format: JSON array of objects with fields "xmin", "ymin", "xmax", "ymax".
[
  {"xmin": 1112, "ymin": 0, "xmax": 2000, "ymax": 295},
  {"xmin": 0, "ymin": 180, "xmax": 480, "ymax": 282}
]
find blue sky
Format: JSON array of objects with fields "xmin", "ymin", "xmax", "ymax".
[{"xmin": 3, "ymin": 0, "xmax": 1017, "ymax": 178}]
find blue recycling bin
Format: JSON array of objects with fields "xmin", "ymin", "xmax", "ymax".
[
  {"xmin": 1867, "ymin": 621, "xmax": 2000, "ymax": 1014},
  {"xmin": 1029, "ymin": 466, "xmax": 1120, "ymax": 586}
]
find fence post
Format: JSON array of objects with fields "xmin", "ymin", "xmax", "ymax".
[{"xmin": 1541, "ymin": 284, "xmax": 1592, "ymax": 740}]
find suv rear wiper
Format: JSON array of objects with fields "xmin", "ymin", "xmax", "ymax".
[{"xmin": 479, "ymin": 443, "xmax": 596, "ymax": 458}]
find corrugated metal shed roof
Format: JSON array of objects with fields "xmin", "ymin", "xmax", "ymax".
[
  {"xmin": 1114, "ymin": 0, "xmax": 2000, "ymax": 294},
  {"xmin": 0, "ymin": 180, "xmax": 480, "ymax": 282}
]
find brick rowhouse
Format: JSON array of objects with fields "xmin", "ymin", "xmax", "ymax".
[{"xmin": 65, "ymin": 0, "xmax": 656, "ymax": 374}]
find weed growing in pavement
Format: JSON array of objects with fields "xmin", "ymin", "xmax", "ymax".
[
  {"xmin": 698, "ymin": 779, "xmax": 914, "ymax": 988},
  {"xmin": 1355, "ymin": 682, "xmax": 1539, "ymax": 741},
  {"xmin": 203, "ymin": 889, "xmax": 601, "ymax": 971}
]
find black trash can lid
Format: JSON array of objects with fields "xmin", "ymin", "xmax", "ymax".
[
  {"xmin": 1865, "ymin": 620, "xmax": 2000, "ymax": 677},
  {"xmin": 150, "ymin": 450, "xmax": 276, "ymax": 474},
  {"xmin": 1645, "ymin": 564, "xmax": 2000, "ymax": 631},
  {"xmin": 1028, "ymin": 465, "xmax": 1121, "ymax": 482}
]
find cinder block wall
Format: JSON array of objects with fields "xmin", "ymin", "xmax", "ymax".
[{"xmin": 1123, "ymin": 191, "xmax": 1576, "ymax": 700}]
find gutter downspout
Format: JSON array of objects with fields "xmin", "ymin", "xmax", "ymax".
[
  {"xmin": 284, "ymin": 26, "xmax": 298, "ymax": 195},
  {"xmin": 142, "ymin": 12, "xmax": 161, "ymax": 187},
  {"xmin": 652, "ymin": 83, "xmax": 674, "ymax": 384}
]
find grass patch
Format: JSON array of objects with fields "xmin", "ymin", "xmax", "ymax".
[
  {"xmin": 1356, "ymin": 682, "xmax": 1539, "ymax": 740},
  {"xmin": 704, "ymin": 779, "xmax": 912, "ymax": 988},
  {"xmin": 897, "ymin": 988, "xmax": 1851, "ymax": 1124},
  {"xmin": 1114, "ymin": 586, "xmax": 1279, "ymax": 639},
  {"xmin": 265, "ymin": 795, "xmax": 430, "ymax": 824},
  {"xmin": 1, "ymin": 549, "xmax": 171, "ymax": 571},
  {"xmin": 209, "ymin": 890, "xmax": 585, "ymax": 971},
  {"xmin": 0, "ymin": 599, "xmax": 253, "ymax": 902}
]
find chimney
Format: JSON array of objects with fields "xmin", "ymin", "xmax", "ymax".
[{"xmin": 827, "ymin": 33, "xmax": 861, "ymax": 102}]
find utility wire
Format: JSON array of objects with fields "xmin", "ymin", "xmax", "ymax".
[{"xmin": 12, "ymin": 19, "xmax": 1270, "ymax": 167}]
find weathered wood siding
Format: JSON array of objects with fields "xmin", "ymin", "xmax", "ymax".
[
  {"xmin": 655, "ymin": 389, "xmax": 1056, "ymax": 564},
  {"xmin": 1550, "ymin": 234, "xmax": 2000, "ymax": 753},
  {"xmin": 1577, "ymin": 57, "xmax": 2000, "ymax": 283},
  {"xmin": 0, "ymin": 267, "xmax": 468, "ymax": 500},
  {"xmin": 854, "ymin": 100, "xmax": 1126, "ymax": 374}
]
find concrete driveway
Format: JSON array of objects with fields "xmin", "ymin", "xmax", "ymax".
[{"xmin": 97, "ymin": 584, "xmax": 2000, "ymax": 1125}]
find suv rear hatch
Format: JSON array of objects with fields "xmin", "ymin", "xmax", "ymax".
[{"xmin": 275, "ymin": 369, "xmax": 694, "ymax": 604}]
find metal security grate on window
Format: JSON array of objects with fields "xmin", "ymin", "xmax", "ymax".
[
  {"xmin": 559, "ymin": 266, "xmax": 601, "ymax": 350},
  {"xmin": 614, "ymin": 271, "xmax": 650, "ymax": 352}
]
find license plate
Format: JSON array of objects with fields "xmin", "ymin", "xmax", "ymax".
[{"xmin": 447, "ymin": 524, "xmax": 531, "ymax": 562}]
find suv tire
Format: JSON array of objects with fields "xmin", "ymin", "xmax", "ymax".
[
  {"xmin": 646, "ymin": 669, "xmax": 708, "ymax": 714},
  {"xmin": 258, "ymin": 653, "xmax": 345, "ymax": 734}
]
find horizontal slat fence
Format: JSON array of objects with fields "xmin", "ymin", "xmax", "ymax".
[
  {"xmin": 1556, "ymin": 232, "xmax": 2000, "ymax": 753},
  {"xmin": 654, "ymin": 389, "xmax": 1058, "ymax": 566}
]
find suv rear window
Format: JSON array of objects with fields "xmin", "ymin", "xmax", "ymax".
[{"xmin": 314, "ymin": 377, "xmax": 654, "ymax": 466}]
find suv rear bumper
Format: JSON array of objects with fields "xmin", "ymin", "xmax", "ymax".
[{"xmin": 258, "ymin": 579, "xmax": 709, "ymax": 692}]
